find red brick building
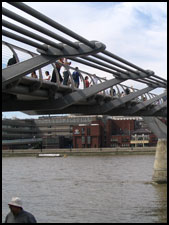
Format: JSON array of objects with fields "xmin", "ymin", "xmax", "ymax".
[
  {"xmin": 73, "ymin": 118, "xmax": 159, "ymax": 148},
  {"xmin": 106, "ymin": 119, "xmax": 135, "ymax": 147},
  {"xmin": 3, "ymin": 115, "xmax": 163, "ymax": 149},
  {"xmin": 73, "ymin": 120, "xmax": 104, "ymax": 148}
]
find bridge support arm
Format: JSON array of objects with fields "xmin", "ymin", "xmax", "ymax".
[
  {"xmin": 143, "ymin": 117, "xmax": 167, "ymax": 139},
  {"xmin": 95, "ymin": 86, "xmax": 155, "ymax": 114},
  {"xmin": 2, "ymin": 55, "xmax": 57, "ymax": 90},
  {"xmin": 123, "ymin": 92, "xmax": 167, "ymax": 115}
]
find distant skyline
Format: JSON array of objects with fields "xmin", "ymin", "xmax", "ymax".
[{"xmin": 2, "ymin": 2, "xmax": 167, "ymax": 119}]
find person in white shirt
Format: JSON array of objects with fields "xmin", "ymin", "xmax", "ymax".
[
  {"xmin": 44, "ymin": 71, "xmax": 51, "ymax": 81},
  {"xmin": 93, "ymin": 74, "xmax": 99, "ymax": 85}
]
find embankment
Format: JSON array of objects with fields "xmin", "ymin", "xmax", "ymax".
[{"xmin": 2, "ymin": 147, "xmax": 156, "ymax": 157}]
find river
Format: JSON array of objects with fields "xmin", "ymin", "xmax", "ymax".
[{"xmin": 2, "ymin": 155, "xmax": 167, "ymax": 223}]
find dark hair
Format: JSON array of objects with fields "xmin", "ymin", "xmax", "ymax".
[
  {"xmin": 45, "ymin": 71, "xmax": 49, "ymax": 75},
  {"xmin": 85, "ymin": 76, "xmax": 88, "ymax": 80}
]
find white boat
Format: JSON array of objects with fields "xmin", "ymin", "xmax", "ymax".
[{"xmin": 37, "ymin": 153, "xmax": 63, "ymax": 157}]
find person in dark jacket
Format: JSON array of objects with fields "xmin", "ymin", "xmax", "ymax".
[
  {"xmin": 72, "ymin": 67, "xmax": 81, "ymax": 88},
  {"xmin": 7, "ymin": 55, "xmax": 17, "ymax": 66},
  {"xmin": 5, "ymin": 197, "xmax": 37, "ymax": 223},
  {"xmin": 125, "ymin": 87, "xmax": 130, "ymax": 95},
  {"xmin": 51, "ymin": 59, "xmax": 64, "ymax": 83}
]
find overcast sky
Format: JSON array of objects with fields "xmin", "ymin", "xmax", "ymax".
[{"xmin": 2, "ymin": 2, "xmax": 167, "ymax": 119}]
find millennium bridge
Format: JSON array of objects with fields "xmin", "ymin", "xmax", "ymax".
[
  {"xmin": 2, "ymin": 2, "xmax": 167, "ymax": 137},
  {"xmin": 2, "ymin": 2, "xmax": 167, "ymax": 182}
]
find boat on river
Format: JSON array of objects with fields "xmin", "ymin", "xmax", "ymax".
[{"xmin": 37, "ymin": 153, "xmax": 64, "ymax": 157}]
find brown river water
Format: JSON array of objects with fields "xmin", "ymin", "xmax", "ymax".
[{"xmin": 2, "ymin": 155, "xmax": 167, "ymax": 223}]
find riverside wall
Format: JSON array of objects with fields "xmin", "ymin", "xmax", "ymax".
[{"xmin": 2, "ymin": 147, "xmax": 156, "ymax": 157}]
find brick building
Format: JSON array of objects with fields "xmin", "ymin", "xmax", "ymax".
[
  {"xmin": 2, "ymin": 115, "xmax": 163, "ymax": 149},
  {"xmin": 2, "ymin": 115, "xmax": 99, "ymax": 149},
  {"xmin": 73, "ymin": 120, "xmax": 105, "ymax": 148},
  {"xmin": 73, "ymin": 117, "xmax": 160, "ymax": 148},
  {"xmin": 106, "ymin": 119, "xmax": 135, "ymax": 147}
]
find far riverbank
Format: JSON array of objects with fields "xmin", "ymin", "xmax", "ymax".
[{"xmin": 2, "ymin": 147, "xmax": 156, "ymax": 157}]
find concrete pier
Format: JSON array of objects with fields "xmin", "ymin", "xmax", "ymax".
[{"xmin": 152, "ymin": 139, "xmax": 167, "ymax": 184}]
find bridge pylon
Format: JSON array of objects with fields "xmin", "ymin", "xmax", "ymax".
[{"xmin": 152, "ymin": 138, "xmax": 167, "ymax": 184}]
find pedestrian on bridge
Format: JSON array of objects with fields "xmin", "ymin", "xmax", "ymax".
[
  {"xmin": 7, "ymin": 54, "xmax": 17, "ymax": 67},
  {"xmin": 162, "ymin": 89, "xmax": 167, "ymax": 102},
  {"xmin": 84, "ymin": 76, "xmax": 91, "ymax": 88},
  {"xmin": 93, "ymin": 74, "xmax": 99, "ymax": 85},
  {"xmin": 5, "ymin": 197, "xmax": 37, "ymax": 223},
  {"xmin": 62, "ymin": 58, "xmax": 71, "ymax": 85},
  {"xmin": 130, "ymin": 85, "xmax": 134, "ymax": 93},
  {"xmin": 31, "ymin": 71, "xmax": 38, "ymax": 79},
  {"xmin": 125, "ymin": 87, "xmax": 130, "ymax": 95},
  {"xmin": 121, "ymin": 91, "xmax": 125, "ymax": 97},
  {"xmin": 72, "ymin": 67, "xmax": 81, "ymax": 88},
  {"xmin": 110, "ymin": 88, "xmax": 116, "ymax": 96},
  {"xmin": 44, "ymin": 71, "xmax": 51, "ymax": 81},
  {"xmin": 51, "ymin": 58, "xmax": 64, "ymax": 83}
]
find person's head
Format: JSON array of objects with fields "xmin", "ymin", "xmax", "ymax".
[
  {"xmin": 45, "ymin": 71, "xmax": 49, "ymax": 76},
  {"xmin": 31, "ymin": 71, "xmax": 36, "ymax": 75},
  {"xmin": 85, "ymin": 76, "xmax": 88, "ymax": 80},
  {"xmin": 75, "ymin": 67, "xmax": 78, "ymax": 71},
  {"xmin": 60, "ymin": 58, "xmax": 64, "ymax": 63},
  {"xmin": 8, "ymin": 197, "xmax": 23, "ymax": 215}
]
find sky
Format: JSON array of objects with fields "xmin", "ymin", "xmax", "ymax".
[{"xmin": 2, "ymin": 2, "xmax": 167, "ymax": 119}]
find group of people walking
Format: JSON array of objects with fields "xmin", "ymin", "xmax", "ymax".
[
  {"xmin": 6, "ymin": 55, "xmax": 95, "ymax": 89},
  {"xmin": 41, "ymin": 58, "xmax": 91, "ymax": 89},
  {"xmin": 50, "ymin": 58, "xmax": 85, "ymax": 88}
]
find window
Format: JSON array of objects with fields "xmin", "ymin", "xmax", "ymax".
[
  {"xmin": 122, "ymin": 138, "xmax": 129, "ymax": 142},
  {"xmin": 82, "ymin": 136, "xmax": 85, "ymax": 144},
  {"xmin": 87, "ymin": 136, "xmax": 91, "ymax": 144},
  {"xmin": 81, "ymin": 128, "xmax": 85, "ymax": 134},
  {"xmin": 111, "ymin": 138, "xmax": 118, "ymax": 142},
  {"xmin": 122, "ymin": 144, "xmax": 129, "ymax": 147},
  {"xmin": 87, "ymin": 128, "xmax": 90, "ymax": 135}
]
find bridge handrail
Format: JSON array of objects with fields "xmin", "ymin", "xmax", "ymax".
[
  {"xmin": 3, "ymin": 41, "xmax": 151, "ymax": 98},
  {"xmin": 3, "ymin": 41, "xmax": 166, "ymax": 104}
]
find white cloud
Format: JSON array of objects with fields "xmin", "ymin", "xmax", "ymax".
[
  {"xmin": 2, "ymin": 2, "xmax": 166, "ymax": 77},
  {"xmin": 37, "ymin": 2, "xmax": 166, "ymax": 80}
]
